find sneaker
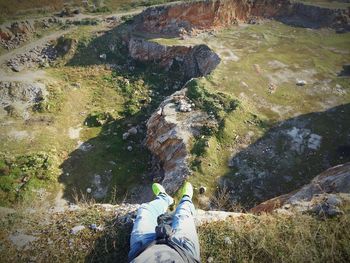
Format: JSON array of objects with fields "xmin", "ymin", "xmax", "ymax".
[
  {"xmin": 181, "ymin": 182, "xmax": 193, "ymax": 199},
  {"xmin": 152, "ymin": 183, "xmax": 174, "ymax": 205},
  {"xmin": 152, "ymin": 183, "xmax": 166, "ymax": 196}
]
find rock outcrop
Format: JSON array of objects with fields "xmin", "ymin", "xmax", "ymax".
[
  {"xmin": 277, "ymin": 2, "xmax": 350, "ymax": 30},
  {"xmin": 132, "ymin": 0, "xmax": 350, "ymax": 35},
  {"xmin": 251, "ymin": 162, "xmax": 350, "ymax": 214},
  {"xmin": 132, "ymin": 0, "xmax": 286, "ymax": 35},
  {"xmin": 128, "ymin": 38, "xmax": 220, "ymax": 78},
  {"xmin": 0, "ymin": 17, "xmax": 60, "ymax": 50},
  {"xmin": 145, "ymin": 88, "xmax": 216, "ymax": 194}
]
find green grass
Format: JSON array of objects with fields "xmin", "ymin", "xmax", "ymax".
[
  {"xmin": 0, "ymin": 152, "xmax": 59, "ymax": 206},
  {"xmin": 166, "ymin": 21, "xmax": 350, "ymax": 208}
]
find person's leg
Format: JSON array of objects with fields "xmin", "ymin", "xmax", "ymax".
[
  {"xmin": 128, "ymin": 193, "xmax": 173, "ymax": 260},
  {"xmin": 172, "ymin": 195, "xmax": 200, "ymax": 260}
]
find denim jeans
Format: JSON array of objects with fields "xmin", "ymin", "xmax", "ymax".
[{"xmin": 128, "ymin": 194, "xmax": 200, "ymax": 261}]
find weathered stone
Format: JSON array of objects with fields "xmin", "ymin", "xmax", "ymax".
[
  {"xmin": 70, "ymin": 225, "xmax": 85, "ymax": 234},
  {"xmin": 224, "ymin": 236, "xmax": 232, "ymax": 245},
  {"xmin": 145, "ymin": 88, "xmax": 217, "ymax": 194},
  {"xmin": 128, "ymin": 38, "xmax": 220, "ymax": 79},
  {"xmin": 122, "ymin": 132, "xmax": 130, "ymax": 140},
  {"xmin": 128, "ymin": 127, "xmax": 138, "ymax": 135},
  {"xmin": 296, "ymin": 79, "xmax": 307, "ymax": 86}
]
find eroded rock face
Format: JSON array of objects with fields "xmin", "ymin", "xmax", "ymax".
[
  {"xmin": 128, "ymin": 38, "xmax": 220, "ymax": 78},
  {"xmin": 251, "ymin": 162, "xmax": 350, "ymax": 213},
  {"xmin": 277, "ymin": 2, "xmax": 350, "ymax": 30},
  {"xmin": 132, "ymin": 0, "xmax": 349, "ymax": 35},
  {"xmin": 145, "ymin": 88, "xmax": 216, "ymax": 194},
  {"xmin": 132, "ymin": 0, "xmax": 284, "ymax": 35}
]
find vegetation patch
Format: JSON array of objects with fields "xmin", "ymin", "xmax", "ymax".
[
  {"xmin": 0, "ymin": 152, "xmax": 59, "ymax": 206},
  {"xmin": 199, "ymin": 210, "xmax": 350, "ymax": 263}
]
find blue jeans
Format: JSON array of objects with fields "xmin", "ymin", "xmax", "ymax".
[{"xmin": 128, "ymin": 194, "xmax": 200, "ymax": 261}]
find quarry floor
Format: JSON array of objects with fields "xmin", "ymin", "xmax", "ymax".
[{"xmin": 0, "ymin": 12, "xmax": 349, "ymax": 210}]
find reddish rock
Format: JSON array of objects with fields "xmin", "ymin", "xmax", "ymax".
[{"xmin": 132, "ymin": 0, "xmax": 349, "ymax": 36}]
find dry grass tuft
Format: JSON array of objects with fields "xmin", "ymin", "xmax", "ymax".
[{"xmin": 198, "ymin": 210, "xmax": 350, "ymax": 263}]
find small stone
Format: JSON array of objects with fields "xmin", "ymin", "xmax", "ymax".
[
  {"xmin": 122, "ymin": 132, "xmax": 129, "ymax": 140},
  {"xmin": 253, "ymin": 64, "xmax": 262, "ymax": 74},
  {"xmin": 224, "ymin": 236, "xmax": 232, "ymax": 245},
  {"xmin": 90, "ymin": 224, "xmax": 104, "ymax": 231},
  {"xmin": 71, "ymin": 82, "xmax": 81, "ymax": 88},
  {"xmin": 296, "ymin": 80, "xmax": 307, "ymax": 86},
  {"xmin": 207, "ymin": 257, "xmax": 214, "ymax": 263},
  {"xmin": 99, "ymin": 53, "xmax": 106, "ymax": 60},
  {"xmin": 89, "ymin": 224, "xmax": 97, "ymax": 230},
  {"xmin": 268, "ymin": 83, "xmax": 277, "ymax": 93},
  {"xmin": 128, "ymin": 127, "xmax": 138, "ymax": 135},
  {"xmin": 127, "ymin": 146, "xmax": 133, "ymax": 151},
  {"xmin": 199, "ymin": 186, "xmax": 206, "ymax": 194},
  {"xmin": 240, "ymin": 81, "xmax": 249, "ymax": 88},
  {"xmin": 70, "ymin": 225, "xmax": 85, "ymax": 235},
  {"xmin": 11, "ymin": 64, "xmax": 23, "ymax": 72},
  {"xmin": 326, "ymin": 206, "xmax": 344, "ymax": 217},
  {"xmin": 86, "ymin": 188, "xmax": 92, "ymax": 194},
  {"xmin": 326, "ymin": 195, "xmax": 342, "ymax": 207}
]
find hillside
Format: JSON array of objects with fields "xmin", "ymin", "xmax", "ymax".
[{"xmin": 0, "ymin": 0, "xmax": 350, "ymax": 262}]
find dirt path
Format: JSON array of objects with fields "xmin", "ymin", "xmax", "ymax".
[{"xmin": 0, "ymin": 8, "xmax": 142, "ymax": 83}]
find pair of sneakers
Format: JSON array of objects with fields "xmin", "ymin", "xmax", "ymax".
[{"xmin": 152, "ymin": 182, "xmax": 193, "ymax": 203}]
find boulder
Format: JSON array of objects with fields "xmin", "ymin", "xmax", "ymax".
[{"xmin": 128, "ymin": 38, "xmax": 220, "ymax": 79}]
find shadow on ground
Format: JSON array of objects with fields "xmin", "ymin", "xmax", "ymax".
[{"xmin": 219, "ymin": 103, "xmax": 350, "ymax": 208}]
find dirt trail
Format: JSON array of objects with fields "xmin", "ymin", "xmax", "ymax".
[{"xmin": 0, "ymin": 9, "xmax": 142, "ymax": 83}]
